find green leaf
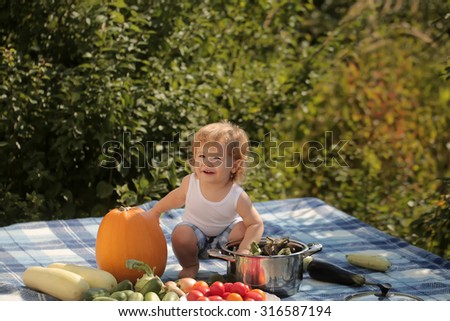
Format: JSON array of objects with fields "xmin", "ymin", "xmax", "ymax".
[
  {"xmin": 129, "ymin": 24, "xmax": 142, "ymax": 33},
  {"xmin": 96, "ymin": 181, "xmax": 114, "ymax": 199},
  {"xmin": 111, "ymin": 0, "xmax": 127, "ymax": 9},
  {"xmin": 110, "ymin": 11, "xmax": 125, "ymax": 24}
]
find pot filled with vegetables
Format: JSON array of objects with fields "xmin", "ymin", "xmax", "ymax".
[{"xmin": 208, "ymin": 237, "xmax": 322, "ymax": 297}]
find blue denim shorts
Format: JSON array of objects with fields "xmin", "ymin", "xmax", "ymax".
[{"xmin": 174, "ymin": 219, "xmax": 242, "ymax": 259}]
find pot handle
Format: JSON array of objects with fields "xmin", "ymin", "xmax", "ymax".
[
  {"xmin": 207, "ymin": 249, "xmax": 236, "ymax": 262},
  {"xmin": 303, "ymin": 242, "xmax": 323, "ymax": 256}
]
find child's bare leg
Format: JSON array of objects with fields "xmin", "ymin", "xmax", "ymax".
[
  {"xmin": 228, "ymin": 221, "xmax": 245, "ymax": 243},
  {"xmin": 171, "ymin": 225, "xmax": 199, "ymax": 278}
]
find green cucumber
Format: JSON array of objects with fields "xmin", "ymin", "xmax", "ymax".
[
  {"xmin": 144, "ymin": 292, "xmax": 161, "ymax": 301},
  {"xmin": 110, "ymin": 291, "xmax": 129, "ymax": 301},
  {"xmin": 162, "ymin": 291, "xmax": 180, "ymax": 301},
  {"xmin": 83, "ymin": 287, "xmax": 111, "ymax": 301},
  {"xmin": 122, "ymin": 290, "xmax": 134, "ymax": 298},
  {"xmin": 128, "ymin": 292, "xmax": 144, "ymax": 301},
  {"xmin": 113, "ymin": 279, "xmax": 134, "ymax": 292},
  {"xmin": 93, "ymin": 296, "xmax": 118, "ymax": 301},
  {"xmin": 307, "ymin": 257, "xmax": 366, "ymax": 286}
]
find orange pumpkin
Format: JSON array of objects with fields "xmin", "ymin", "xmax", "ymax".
[{"xmin": 95, "ymin": 206, "xmax": 167, "ymax": 282}]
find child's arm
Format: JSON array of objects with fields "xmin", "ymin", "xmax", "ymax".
[
  {"xmin": 146, "ymin": 175, "xmax": 190, "ymax": 219},
  {"xmin": 235, "ymin": 192, "xmax": 264, "ymax": 254}
]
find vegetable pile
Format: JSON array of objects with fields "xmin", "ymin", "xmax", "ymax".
[
  {"xmin": 250, "ymin": 236, "xmax": 296, "ymax": 256},
  {"xmin": 84, "ymin": 259, "xmax": 185, "ymax": 301},
  {"xmin": 20, "ymin": 259, "xmax": 184, "ymax": 301},
  {"xmin": 185, "ymin": 280, "xmax": 267, "ymax": 301},
  {"xmin": 21, "ymin": 258, "xmax": 269, "ymax": 301}
]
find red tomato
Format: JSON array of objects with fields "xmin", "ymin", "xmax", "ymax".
[
  {"xmin": 249, "ymin": 289, "xmax": 266, "ymax": 301},
  {"xmin": 223, "ymin": 282, "xmax": 234, "ymax": 293},
  {"xmin": 226, "ymin": 293, "xmax": 243, "ymax": 301},
  {"xmin": 208, "ymin": 295, "xmax": 224, "ymax": 301},
  {"xmin": 186, "ymin": 290, "xmax": 204, "ymax": 301},
  {"xmin": 194, "ymin": 285, "xmax": 210, "ymax": 295},
  {"xmin": 209, "ymin": 281, "xmax": 225, "ymax": 297},
  {"xmin": 222, "ymin": 291, "xmax": 231, "ymax": 299},
  {"xmin": 196, "ymin": 296, "xmax": 210, "ymax": 301},
  {"xmin": 244, "ymin": 291, "xmax": 263, "ymax": 301},
  {"xmin": 230, "ymin": 282, "xmax": 248, "ymax": 297},
  {"xmin": 192, "ymin": 280, "xmax": 209, "ymax": 290}
]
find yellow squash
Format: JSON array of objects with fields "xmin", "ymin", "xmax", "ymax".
[
  {"xmin": 48, "ymin": 263, "xmax": 117, "ymax": 292},
  {"xmin": 346, "ymin": 253, "xmax": 392, "ymax": 272},
  {"xmin": 22, "ymin": 266, "xmax": 90, "ymax": 301}
]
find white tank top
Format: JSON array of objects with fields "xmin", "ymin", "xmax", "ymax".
[{"xmin": 182, "ymin": 173, "xmax": 244, "ymax": 236}]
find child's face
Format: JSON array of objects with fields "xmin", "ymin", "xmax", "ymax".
[{"xmin": 192, "ymin": 141, "xmax": 238, "ymax": 184}]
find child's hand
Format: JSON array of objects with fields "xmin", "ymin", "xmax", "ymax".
[{"xmin": 236, "ymin": 248, "xmax": 250, "ymax": 255}]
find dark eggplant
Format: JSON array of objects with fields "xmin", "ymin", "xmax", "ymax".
[{"xmin": 307, "ymin": 257, "xmax": 366, "ymax": 286}]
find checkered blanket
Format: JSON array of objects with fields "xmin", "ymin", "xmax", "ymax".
[{"xmin": 1, "ymin": 198, "xmax": 449, "ymax": 301}]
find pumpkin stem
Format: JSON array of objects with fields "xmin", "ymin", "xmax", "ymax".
[
  {"xmin": 126, "ymin": 259, "xmax": 156, "ymax": 277},
  {"xmin": 119, "ymin": 206, "xmax": 132, "ymax": 212}
]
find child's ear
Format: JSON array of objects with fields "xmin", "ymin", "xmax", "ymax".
[{"xmin": 232, "ymin": 159, "xmax": 242, "ymax": 172}]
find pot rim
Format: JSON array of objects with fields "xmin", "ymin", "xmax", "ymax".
[{"xmin": 221, "ymin": 238, "xmax": 309, "ymax": 258}]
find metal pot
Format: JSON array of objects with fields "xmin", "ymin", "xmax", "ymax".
[{"xmin": 208, "ymin": 239, "xmax": 322, "ymax": 298}]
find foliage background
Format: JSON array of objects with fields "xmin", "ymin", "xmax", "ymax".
[{"xmin": 1, "ymin": 0, "xmax": 449, "ymax": 259}]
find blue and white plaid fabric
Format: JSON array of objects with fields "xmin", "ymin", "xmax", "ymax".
[{"xmin": 1, "ymin": 198, "xmax": 449, "ymax": 301}]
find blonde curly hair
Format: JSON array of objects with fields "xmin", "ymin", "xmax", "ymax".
[{"xmin": 190, "ymin": 121, "xmax": 249, "ymax": 183}]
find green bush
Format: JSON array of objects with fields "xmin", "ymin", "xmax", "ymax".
[
  {"xmin": 274, "ymin": 0, "xmax": 450, "ymax": 258},
  {"xmin": 0, "ymin": 0, "xmax": 290, "ymax": 224},
  {"xmin": 410, "ymin": 179, "xmax": 450, "ymax": 258}
]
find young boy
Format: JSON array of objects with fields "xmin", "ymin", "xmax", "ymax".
[{"xmin": 146, "ymin": 121, "xmax": 264, "ymax": 278}]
